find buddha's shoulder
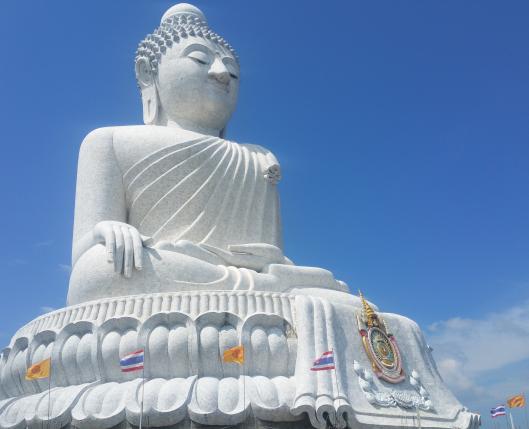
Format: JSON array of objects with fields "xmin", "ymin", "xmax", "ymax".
[
  {"xmin": 80, "ymin": 125, "xmax": 278, "ymax": 164},
  {"xmin": 82, "ymin": 125, "xmax": 274, "ymax": 148},
  {"xmin": 79, "ymin": 125, "xmax": 204, "ymax": 165},
  {"xmin": 81, "ymin": 125, "xmax": 198, "ymax": 146}
]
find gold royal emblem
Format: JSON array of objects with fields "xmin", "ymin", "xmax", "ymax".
[{"xmin": 356, "ymin": 291, "xmax": 405, "ymax": 384}]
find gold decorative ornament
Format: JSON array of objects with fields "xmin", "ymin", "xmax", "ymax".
[{"xmin": 356, "ymin": 291, "xmax": 405, "ymax": 383}]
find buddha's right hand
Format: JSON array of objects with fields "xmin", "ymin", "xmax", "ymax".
[
  {"xmin": 200, "ymin": 243, "xmax": 289, "ymax": 271},
  {"xmin": 93, "ymin": 221, "xmax": 149, "ymax": 278}
]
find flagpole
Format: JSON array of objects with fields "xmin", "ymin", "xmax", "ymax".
[
  {"xmin": 508, "ymin": 410, "xmax": 516, "ymax": 429},
  {"xmin": 331, "ymin": 348, "xmax": 341, "ymax": 398},
  {"xmin": 242, "ymin": 351, "xmax": 246, "ymax": 429},
  {"xmin": 47, "ymin": 360, "xmax": 52, "ymax": 429},
  {"xmin": 522, "ymin": 393, "xmax": 529, "ymax": 429},
  {"xmin": 331, "ymin": 348, "xmax": 341, "ymax": 429},
  {"xmin": 503, "ymin": 413, "xmax": 509, "ymax": 429},
  {"xmin": 416, "ymin": 407, "xmax": 422, "ymax": 429},
  {"xmin": 139, "ymin": 364, "xmax": 145, "ymax": 429}
]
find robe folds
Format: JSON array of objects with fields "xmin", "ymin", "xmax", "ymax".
[{"xmin": 122, "ymin": 135, "xmax": 282, "ymax": 250}]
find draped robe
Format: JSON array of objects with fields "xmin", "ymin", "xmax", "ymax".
[
  {"xmin": 122, "ymin": 134, "xmax": 282, "ymax": 250},
  {"xmin": 68, "ymin": 127, "xmax": 345, "ymax": 305}
]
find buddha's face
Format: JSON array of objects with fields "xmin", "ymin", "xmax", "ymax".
[{"xmin": 155, "ymin": 36, "xmax": 240, "ymax": 134}]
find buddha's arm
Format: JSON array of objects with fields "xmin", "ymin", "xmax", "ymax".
[{"xmin": 71, "ymin": 128, "xmax": 143, "ymax": 276}]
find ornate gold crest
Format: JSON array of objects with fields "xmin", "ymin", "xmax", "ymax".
[{"xmin": 356, "ymin": 291, "xmax": 405, "ymax": 383}]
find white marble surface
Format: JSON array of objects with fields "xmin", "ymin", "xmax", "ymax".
[
  {"xmin": 67, "ymin": 126, "xmax": 349, "ymax": 306},
  {"xmin": 0, "ymin": 3, "xmax": 480, "ymax": 428},
  {"xmin": 0, "ymin": 291, "xmax": 479, "ymax": 429}
]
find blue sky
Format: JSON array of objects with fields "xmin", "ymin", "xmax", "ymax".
[{"xmin": 1, "ymin": 0, "xmax": 528, "ymax": 424}]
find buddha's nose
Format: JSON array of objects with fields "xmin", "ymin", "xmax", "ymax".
[{"xmin": 208, "ymin": 58, "xmax": 230, "ymax": 85}]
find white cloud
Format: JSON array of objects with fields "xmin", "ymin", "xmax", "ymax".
[
  {"xmin": 436, "ymin": 357, "xmax": 484, "ymax": 395},
  {"xmin": 40, "ymin": 306, "xmax": 56, "ymax": 314},
  {"xmin": 426, "ymin": 300, "xmax": 529, "ymax": 415},
  {"xmin": 58, "ymin": 264, "xmax": 71, "ymax": 273},
  {"xmin": 428, "ymin": 300, "xmax": 529, "ymax": 373}
]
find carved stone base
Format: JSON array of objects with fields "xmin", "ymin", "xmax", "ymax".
[
  {"xmin": 0, "ymin": 290, "xmax": 480, "ymax": 429},
  {"xmin": 67, "ymin": 414, "xmax": 314, "ymax": 429}
]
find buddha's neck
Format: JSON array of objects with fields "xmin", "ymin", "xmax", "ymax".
[{"xmin": 155, "ymin": 112, "xmax": 221, "ymax": 137}]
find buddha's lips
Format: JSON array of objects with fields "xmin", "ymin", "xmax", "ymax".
[{"xmin": 208, "ymin": 80, "xmax": 230, "ymax": 93}]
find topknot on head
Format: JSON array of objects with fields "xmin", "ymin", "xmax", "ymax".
[
  {"xmin": 135, "ymin": 2, "xmax": 238, "ymax": 85},
  {"xmin": 161, "ymin": 3, "xmax": 207, "ymax": 24}
]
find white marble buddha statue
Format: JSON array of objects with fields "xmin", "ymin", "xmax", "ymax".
[
  {"xmin": 0, "ymin": 5, "xmax": 479, "ymax": 429},
  {"xmin": 67, "ymin": 3, "xmax": 347, "ymax": 305}
]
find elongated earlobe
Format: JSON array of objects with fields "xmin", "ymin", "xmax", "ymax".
[
  {"xmin": 141, "ymin": 85, "xmax": 159, "ymax": 125},
  {"xmin": 135, "ymin": 58, "xmax": 159, "ymax": 125}
]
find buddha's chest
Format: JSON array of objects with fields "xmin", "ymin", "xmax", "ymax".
[
  {"xmin": 113, "ymin": 134, "xmax": 281, "ymax": 246},
  {"xmin": 118, "ymin": 137, "xmax": 279, "ymax": 203},
  {"xmin": 112, "ymin": 129, "xmax": 281, "ymax": 194}
]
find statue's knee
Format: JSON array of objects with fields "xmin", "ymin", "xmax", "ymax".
[
  {"xmin": 72, "ymin": 245, "xmax": 115, "ymax": 277},
  {"xmin": 67, "ymin": 245, "xmax": 119, "ymax": 305}
]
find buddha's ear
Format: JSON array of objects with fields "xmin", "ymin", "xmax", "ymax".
[{"xmin": 135, "ymin": 57, "xmax": 158, "ymax": 125}]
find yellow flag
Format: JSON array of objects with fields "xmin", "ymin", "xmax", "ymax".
[
  {"xmin": 223, "ymin": 345, "xmax": 244, "ymax": 365},
  {"xmin": 507, "ymin": 395, "xmax": 525, "ymax": 408},
  {"xmin": 25, "ymin": 358, "xmax": 51, "ymax": 380}
]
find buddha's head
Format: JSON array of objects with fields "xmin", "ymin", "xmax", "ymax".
[{"xmin": 135, "ymin": 3, "xmax": 240, "ymax": 137}]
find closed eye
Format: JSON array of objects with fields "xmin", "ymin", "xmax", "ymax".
[
  {"xmin": 187, "ymin": 50, "xmax": 210, "ymax": 65},
  {"xmin": 190, "ymin": 57, "xmax": 208, "ymax": 65},
  {"xmin": 229, "ymin": 73, "xmax": 239, "ymax": 80}
]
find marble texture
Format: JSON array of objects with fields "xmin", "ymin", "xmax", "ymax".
[
  {"xmin": 0, "ymin": 292, "xmax": 479, "ymax": 429},
  {"xmin": 67, "ymin": 127, "xmax": 347, "ymax": 306},
  {"xmin": 0, "ymin": 2, "xmax": 480, "ymax": 428}
]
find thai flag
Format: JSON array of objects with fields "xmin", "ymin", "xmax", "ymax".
[
  {"xmin": 311, "ymin": 350, "xmax": 335, "ymax": 371},
  {"xmin": 120, "ymin": 349, "xmax": 144, "ymax": 373},
  {"xmin": 491, "ymin": 406, "xmax": 506, "ymax": 418}
]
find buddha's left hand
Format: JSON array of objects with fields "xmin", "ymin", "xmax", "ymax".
[
  {"xmin": 200, "ymin": 243, "xmax": 292, "ymax": 271},
  {"xmin": 92, "ymin": 221, "xmax": 149, "ymax": 278}
]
